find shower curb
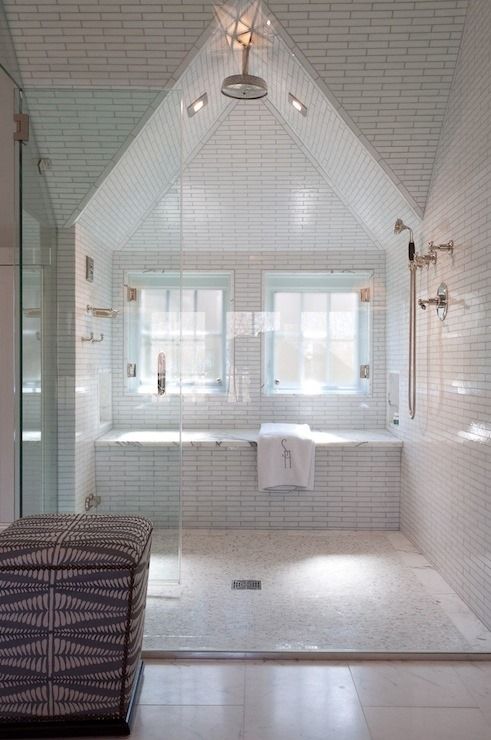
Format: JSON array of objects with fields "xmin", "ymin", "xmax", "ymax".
[{"xmin": 142, "ymin": 650, "xmax": 491, "ymax": 662}]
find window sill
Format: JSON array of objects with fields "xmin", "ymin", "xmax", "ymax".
[
  {"xmin": 262, "ymin": 389, "xmax": 370, "ymax": 398},
  {"xmin": 125, "ymin": 388, "xmax": 227, "ymax": 397}
]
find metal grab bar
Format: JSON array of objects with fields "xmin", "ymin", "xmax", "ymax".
[{"xmin": 408, "ymin": 267, "xmax": 416, "ymax": 419}]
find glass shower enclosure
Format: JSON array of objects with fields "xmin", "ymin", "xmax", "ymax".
[{"xmin": 19, "ymin": 87, "xmax": 183, "ymax": 583}]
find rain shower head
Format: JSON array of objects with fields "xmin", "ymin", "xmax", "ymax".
[
  {"xmin": 218, "ymin": 2, "xmax": 268, "ymax": 100},
  {"xmin": 221, "ymin": 44, "xmax": 267, "ymax": 99},
  {"xmin": 221, "ymin": 71, "xmax": 267, "ymax": 99}
]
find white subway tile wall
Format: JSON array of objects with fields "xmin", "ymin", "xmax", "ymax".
[
  {"xmin": 95, "ymin": 443, "xmax": 401, "ymax": 530},
  {"xmin": 57, "ymin": 223, "xmax": 113, "ymax": 513},
  {"xmin": 127, "ymin": 102, "xmax": 379, "ymax": 252},
  {"xmin": 386, "ymin": 0, "xmax": 491, "ymax": 628},
  {"xmin": 112, "ymin": 249, "xmax": 386, "ymax": 430}
]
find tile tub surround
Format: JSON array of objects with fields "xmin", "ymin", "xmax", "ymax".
[
  {"xmin": 142, "ymin": 529, "xmax": 491, "ymax": 653},
  {"xmin": 95, "ymin": 429, "xmax": 401, "ymax": 530}
]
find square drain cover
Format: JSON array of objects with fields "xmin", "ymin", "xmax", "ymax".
[{"xmin": 232, "ymin": 579, "xmax": 262, "ymax": 590}]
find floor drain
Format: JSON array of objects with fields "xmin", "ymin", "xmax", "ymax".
[{"xmin": 232, "ymin": 579, "xmax": 262, "ymax": 591}]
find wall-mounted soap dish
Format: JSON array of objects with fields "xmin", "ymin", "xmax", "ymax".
[{"xmin": 86, "ymin": 305, "xmax": 119, "ymax": 319}]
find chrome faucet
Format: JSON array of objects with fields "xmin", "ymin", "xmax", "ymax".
[{"xmin": 157, "ymin": 352, "xmax": 166, "ymax": 395}]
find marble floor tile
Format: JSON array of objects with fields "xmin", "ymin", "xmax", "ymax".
[
  {"xmin": 454, "ymin": 662, "xmax": 491, "ymax": 724},
  {"xmin": 243, "ymin": 662, "xmax": 371, "ymax": 740},
  {"xmin": 143, "ymin": 528, "xmax": 488, "ymax": 652},
  {"xmin": 364, "ymin": 707, "xmax": 491, "ymax": 740},
  {"xmin": 410, "ymin": 566, "xmax": 457, "ymax": 595},
  {"xmin": 435, "ymin": 595, "xmax": 491, "ymax": 651},
  {"xmin": 129, "ymin": 705, "xmax": 244, "ymax": 740},
  {"xmin": 349, "ymin": 661, "xmax": 477, "ymax": 708},
  {"xmin": 139, "ymin": 661, "xmax": 245, "ymax": 706}
]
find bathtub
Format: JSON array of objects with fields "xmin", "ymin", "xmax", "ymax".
[{"xmin": 95, "ymin": 429, "xmax": 402, "ymax": 530}]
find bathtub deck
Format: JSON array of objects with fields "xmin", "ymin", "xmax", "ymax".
[{"xmin": 96, "ymin": 428, "xmax": 402, "ymax": 448}]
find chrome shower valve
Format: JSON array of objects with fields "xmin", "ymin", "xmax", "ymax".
[
  {"xmin": 409, "ymin": 252, "xmax": 437, "ymax": 270},
  {"xmin": 418, "ymin": 283, "xmax": 448, "ymax": 320},
  {"xmin": 427, "ymin": 240, "xmax": 454, "ymax": 255}
]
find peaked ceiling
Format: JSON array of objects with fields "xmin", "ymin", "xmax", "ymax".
[
  {"xmin": 71, "ymin": 2, "xmax": 421, "ymax": 251},
  {"xmin": 267, "ymin": 0, "xmax": 470, "ymax": 211},
  {"xmin": 127, "ymin": 101, "xmax": 379, "ymax": 251},
  {"xmin": 3, "ymin": 0, "xmax": 470, "ymax": 215}
]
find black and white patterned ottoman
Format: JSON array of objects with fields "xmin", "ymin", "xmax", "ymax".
[{"xmin": 0, "ymin": 514, "xmax": 153, "ymax": 737}]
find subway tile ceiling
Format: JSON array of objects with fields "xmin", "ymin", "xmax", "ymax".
[
  {"xmin": 4, "ymin": 0, "xmax": 470, "ymax": 238},
  {"xmin": 267, "ymin": 0, "xmax": 470, "ymax": 211}
]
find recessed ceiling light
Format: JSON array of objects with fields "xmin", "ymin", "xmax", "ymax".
[
  {"xmin": 187, "ymin": 92, "xmax": 208, "ymax": 117},
  {"xmin": 288, "ymin": 92, "xmax": 307, "ymax": 117}
]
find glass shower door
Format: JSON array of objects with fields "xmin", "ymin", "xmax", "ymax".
[
  {"xmin": 20, "ymin": 87, "xmax": 183, "ymax": 587},
  {"xmin": 19, "ymin": 95, "xmax": 58, "ymax": 516}
]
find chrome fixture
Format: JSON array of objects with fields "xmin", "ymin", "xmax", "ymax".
[
  {"xmin": 85, "ymin": 255, "xmax": 94, "ymax": 282},
  {"xmin": 288, "ymin": 92, "xmax": 307, "ymax": 116},
  {"xmin": 86, "ymin": 305, "xmax": 119, "ymax": 319},
  {"xmin": 410, "ymin": 252, "xmax": 437, "ymax": 269},
  {"xmin": 157, "ymin": 352, "xmax": 166, "ymax": 395},
  {"xmin": 221, "ymin": 45, "xmax": 267, "ymax": 99},
  {"xmin": 218, "ymin": 1, "xmax": 267, "ymax": 99},
  {"xmin": 37, "ymin": 157, "xmax": 51, "ymax": 174},
  {"xmin": 187, "ymin": 92, "xmax": 208, "ymax": 117},
  {"xmin": 394, "ymin": 218, "xmax": 418, "ymax": 418},
  {"xmin": 84, "ymin": 493, "xmax": 101, "ymax": 511},
  {"xmin": 394, "ymin": 219, "xmax": 454, "ymax": 418},
  {"xmin": 428, "ymin": 240, "xmax": 454, "ymax": 256},
  {"xmin": 418, "ymin": 282, "xmax": 448, "ymax": 321},
  {"xmin": 81, "ymin": 332, "xmax": 104, "ymax": 343},
  {"xmin": 393, "ymin": 218, "xmax": 415, "ymax": 260}
]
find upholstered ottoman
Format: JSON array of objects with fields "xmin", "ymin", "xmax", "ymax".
[{"xmin": 0, "ymin": 514, "xmax": 153, "ymax": 737}]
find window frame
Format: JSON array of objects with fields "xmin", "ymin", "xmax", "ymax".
[
  {"xmin": 124, "ymin": 270, "xmax": 233, "ymax": 396},
  {"xmin": 262, "ymin": 271, "xmax": 373, "ymax": 397}
]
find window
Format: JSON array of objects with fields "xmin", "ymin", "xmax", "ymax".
[
  {"xmin": 263, "ymin": 272, "xmax": 371, "ymax": 395},
  {"xmin": 126, "ymin": 271, "xmax": 231, "ymax": 394}
]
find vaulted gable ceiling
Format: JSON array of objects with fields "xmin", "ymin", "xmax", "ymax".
[
  {"xmin": 5, "ymin": 0, "xmax": 471, "ymax": 245},
  {"xmin": 74, "ymin": 3, "xmax": 420, "ymax": 249},
  {"xmin": 267, "ymin": 0, "xmax": 470, "ymax": 211},
  {"xmin": 24, "ymin": 88, "xmax": 164, "ymax": 226},
  {"xmin": 127, "ymin": 101, "xmax": 379, "ymax": 251}
]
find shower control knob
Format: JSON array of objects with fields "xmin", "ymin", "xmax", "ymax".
[{"xmin": 418, "ymin": 283, "xmax": 448, "ymax": 320}]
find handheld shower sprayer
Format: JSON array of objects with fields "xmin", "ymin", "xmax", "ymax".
[
  {"xmin": 394, "ymin": 218, "xmax": 417, "ymax": 419},
  {"xmin": 393, "ymin": 218, "xmax": 415, "ymax": 263},
  {"xmin": 394, "ymin": 219, "xmax": 454, "ymax": 420}
]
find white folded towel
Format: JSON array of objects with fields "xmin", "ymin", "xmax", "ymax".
[{"xmin": 257, "ymin": 423, "xmax": 315, "ymax": 492}]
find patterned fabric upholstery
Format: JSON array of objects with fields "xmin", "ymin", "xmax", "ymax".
[{"xmin": 0, "ymin": 514, "xmax": 152, "ymax": 723}]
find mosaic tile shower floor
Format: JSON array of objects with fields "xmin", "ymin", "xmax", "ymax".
[{"xmin": 144, "ymin": 529, "xmax": 491, "ymax": 653}]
